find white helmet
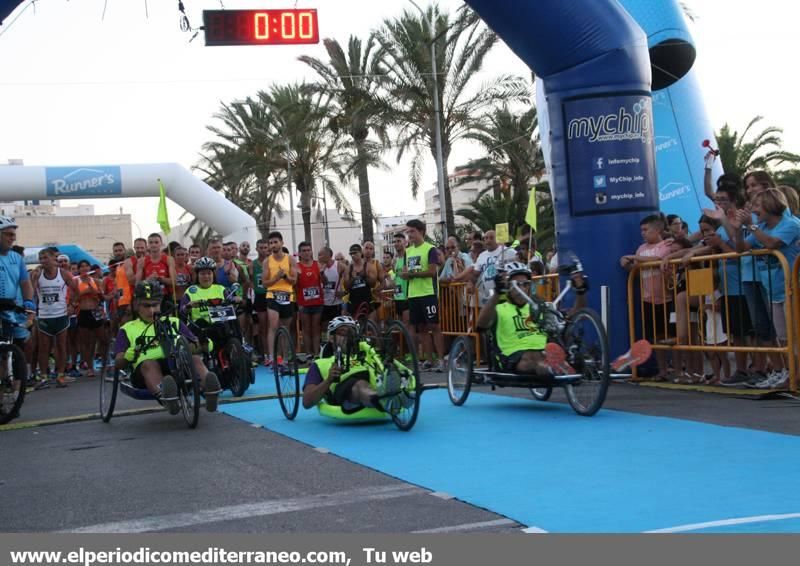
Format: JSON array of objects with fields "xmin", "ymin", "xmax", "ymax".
[
  {"xmin": 194, "ymin": 256, "xmax": 216, "ymax": 272},
  {"xmin": 502, "ymin": 261, "xmax": 532, "ymax": 279},
  {"xmin": 0, "ymin": 216, "xmax": 17, "ymax": 230},
  {"xmin": 328, "ymin": 315, "xmax": 357, "ymax": 334}
]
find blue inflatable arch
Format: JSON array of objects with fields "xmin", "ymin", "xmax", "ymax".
[{"xmin": 465, "ymin": 0, "xmax": 699, "ymax": 354}]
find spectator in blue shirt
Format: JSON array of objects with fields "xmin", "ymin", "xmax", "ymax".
[{"xmin": 0, "ymin": 216, "xmax": 35, "ymax": 344}]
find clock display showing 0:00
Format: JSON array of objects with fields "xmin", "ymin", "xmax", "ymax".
[{"xmin": 203, "ymin": 9, "xmax": 319, "ymax": 46}]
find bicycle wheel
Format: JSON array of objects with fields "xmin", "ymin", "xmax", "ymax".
[
  {"xmin": 529, "ymin": 386, "xmax": 553, "ymax": 401},
  {"xmin": 273, "ymin": 326, "xmax": 300, "ymax": 420},
  {"xmin": 381, "ymin": 321, "xmax": 420, "ymax": 432},
  {"xmin": 173, "ymin": 337, "xmax": 201, "ymax": 429},
  {"xmin": 359, "ymin": 318, "xmax": 381, "ymax": 349},
  {"xmin": 562, "ymin": 308, "xmax": 610, "ymax": 416},
  {"xmin": 224, "ymin": 338, "xmax": 249, "ymax": 397},
  {"xmin": 0, "ymin": 343, "xmax": 26, "ymax": 425},
  {"xmin": 447, "ymin": 336, "xmax": 473, "ymax": 406}
]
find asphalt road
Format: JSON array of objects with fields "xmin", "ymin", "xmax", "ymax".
[{"xmin": 2, "ymin": 373, "xmax": 798, "ymax": 533}]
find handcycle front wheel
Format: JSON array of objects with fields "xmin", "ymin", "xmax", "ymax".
[
  {"xmin": 273, "ymin": 326, "xmax": 300, "ymax": 420},
  {"xmin": 224, "ymin": 338, "xmax": 250, "ymax": 397},
  {"xmin": 0, "ymin": 343, "xmax": 27, "ymax": 425},
  {"xmin": 380, "ymin": 320, "xmax": 420, "ymax": 432},
  {"xmin": 447, "ymin": 336, "xmax": 473, "ymax": 406},
  {"xmin": 359, "ymin": 318, "xmax": 381, "ymax": 349},
  {"xmin": 100, "ymin": 366, "xmax": 120, "ymax": 423},
  {"xmin": 561, "ymin": 308, "xmax": 610, "ymax": 416},
  {"xmin": 173, "ymin": 336, "xmax": 201, "ymax": 429}
]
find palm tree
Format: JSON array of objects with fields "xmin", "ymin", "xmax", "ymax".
[
  {"xmin": 259, "ymin": 84, "xmax": 354, "ymax": 243},
  {"xmin": 462, "ymin": 104, "xmax": 545, "ymax": 226},
  {"xmin": 197, "ymin": 84, "xmax": 354, "ymax": 245},
  {"xmin": 191, "ymin": 98, "xmax": 290, "ymax": 241},
  {"xmin": 375, "ymin": 4, "xmax": 528, "ymax": 235},
  {"xmin": 299, "ymin": 35, "xmax": 392, "ymax": 242},
  {"xmin": 715, "ymin": 115, "xmax": 800, "ymax": 180}
]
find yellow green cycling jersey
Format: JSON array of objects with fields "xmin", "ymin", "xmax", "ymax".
[
  {"xmin": 494, "ymin": 302, "xmax": 547, "ymax": 356},
  {"xmin": 183, "ymin": 284, "xmax": 227, "ymax": 323},
  {"xmin": 118, "ymin": 317, "xmax": 183, "ymax": 369}
]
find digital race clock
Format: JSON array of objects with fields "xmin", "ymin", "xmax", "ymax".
[{"xmin": 203, "ymin": 9, "xmax": 319, "ymax": 46}]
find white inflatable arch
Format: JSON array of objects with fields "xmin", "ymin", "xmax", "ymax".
[{"xmin": 0, "ymin": 163, "xmax": 258, "ymax": 243}]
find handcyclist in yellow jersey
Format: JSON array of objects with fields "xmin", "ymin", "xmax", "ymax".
[
  {"xmin": 261, "ymin": 231, "xmax": 297, "ymax": 365},
  {"xmin": 476, "ymin": 262, "xmax": 588, "ymax": 374}
]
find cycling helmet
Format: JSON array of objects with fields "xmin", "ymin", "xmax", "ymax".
[
  {"xmin": 194, "ymin": 256, "xmax": 216, "ymax": 272},
  {"xmin": 328, "ymin": 315, "xmax": 358, "ymax": 334},
  {"xmin": 134, "ymin": 280, "xmax": 163, "ymax": 300},
  {"xmin": 0, "ymin": 215, "xmax": 18, "ymax": 230},
  {"xmin": 502, "ymin": 261, "xmax": 532, "ymax": 279}
]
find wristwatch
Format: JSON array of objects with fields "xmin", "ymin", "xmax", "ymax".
[{"xmin": 749, "ymin": 224, "xmax": 759, "ymax": 232}]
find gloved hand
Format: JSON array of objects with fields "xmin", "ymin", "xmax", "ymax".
[{"xmin": 493, "ymin": 272, "xmax": 507, "ymax": 294}]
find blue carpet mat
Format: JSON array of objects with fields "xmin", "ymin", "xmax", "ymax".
[{"xmin": 221, "ymin": 389, "xmax": 800, "ymax": 533}]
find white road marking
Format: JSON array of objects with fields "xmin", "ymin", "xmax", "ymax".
[
  {"xmin": 645, "ymin": 512, "xmax": 800, "ymax": 533},
  {"xmin": 521, "ymin": 526, "xmax": 549, "ymax": 533},
  {"xmin": 413, "ymin": 519, "xmax": 517, "ymax": 533},
  {"xmin": 63, "ymin": 484, "xmax": 425, "ymax": 533},
  {"xmin": 430, "ymin": 491, "xmax": 454, "ymax": 500}
]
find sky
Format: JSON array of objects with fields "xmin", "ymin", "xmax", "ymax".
[{"xmin": 0, "ymin": 0, "xmax": 798, "ymax": 240}]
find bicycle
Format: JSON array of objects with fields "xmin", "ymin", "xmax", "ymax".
[
  {"xmin": 0, "ymin": 301, "xmax": 30, "ymax": 425},
  {"xmin": 447, "ymin": 264, "xmax": 611, "ymax": 416},
  {"xmin": 100, "ymin": 306, "xmax": 202, "ymax": 428}
]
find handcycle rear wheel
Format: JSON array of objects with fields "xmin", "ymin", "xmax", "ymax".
[
  {"xmin": 0, "ymin": 343, "xmax": 27, "ymax": 425},
  {"xmin": 380, "ymin": 320, "xmax": 420, "ymax": 432},
  {"xmin": 562, "ymin": 308, "xmax": 610, "ymax": 416},
  {"xmin": 224, "ymin": 338, "xmax": 250, "ymax": 397},
  {"xmin": 529, "ymin": 386, "xmax": 552, "ymax": 401},
  {"xmin": 447, "ymin": 336, "xmax": 473, "ymax": 406},
  {"xmin": 173, "ymin": 337, "xmax": 201, "ymax": 428},
  {"xmin": 273, "ymin": 326, "xmax": 300, "ymax": 420}
]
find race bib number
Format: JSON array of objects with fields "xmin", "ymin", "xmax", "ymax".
[
  {"xmin": 323, "ymin": 281, "xmax": 336, "ymax": 291},
  {"xmin": 407, "ymin": 256, "xmax": 422, "ymax": 272},
  {"xmin": 302, "ymin": 287, "xmax": 321, "ymax": 300},
  {"xmin": 352, "ymin": 277, "xmax": 367, "ymax": 289},
  {"xmin": 41, "ymin": 293, "xmax": 59, "ymax": 305},
  {"xmin": 274, "ymin": 291, "xmax": 291, "ymax": 305}
]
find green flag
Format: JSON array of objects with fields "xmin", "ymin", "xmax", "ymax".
[
  {"xmin": 525, "ymin": 187, "xmax": 537, "ymax": 231},
  {"xmin": 157, "ymin": 179, "xmax": 171, "ymax": 235}
]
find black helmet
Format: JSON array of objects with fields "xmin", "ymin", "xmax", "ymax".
[{"xmin": 134, "ymin": 280, "xmax": 163, "ymax": 300}]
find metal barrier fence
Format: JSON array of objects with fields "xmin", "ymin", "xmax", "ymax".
[
  {"xmin": 439, "ymin": 282, "xmax": 481, "ymax": 362},
  {"xmin": 627, "ymin": 249, "xmax": 797, "ymax": 391}
]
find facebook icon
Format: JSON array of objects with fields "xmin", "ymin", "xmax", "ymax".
[{"xmin": 593, "ymin": 157, "xmax": 605, "ymax": 170}]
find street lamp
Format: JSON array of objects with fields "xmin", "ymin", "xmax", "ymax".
[{"xmin": 408, "ymin": 0, "xmax": 448, "ymax": 241}]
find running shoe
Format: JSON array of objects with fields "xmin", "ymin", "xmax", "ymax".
[
  {"xmin": 544, "ymin": 343, "xmax": 575, "ymax": 375},
  {"xmin": 204, "ymin": 372, "xmax": 222, "ymax": 412},
  {"xmin": 160, "ymin": 375, "xmax": 180, "ymax": 415},
  {"xmin": 611, "ymin": 340, "xmax": 652, "ymax": 372}
]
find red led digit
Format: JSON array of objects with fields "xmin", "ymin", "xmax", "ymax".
[
  {"xmin": 281, "ymin": 12, "xmax": 296, "ymax": 39},
  {"xmin": 254, "ymin": 12, "xmax": 269, "ymax": 39},
  {"xmin": 298, "ymin": 12, "xmax": 313, "ymax": 39}
]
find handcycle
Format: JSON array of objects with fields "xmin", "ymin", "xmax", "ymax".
[
  {"xmin": 0, "ymin": 301, "xmax": 30, "ymax": 425},
  {"xmin": 447, "ymin": 266, "xmax": 612, "ymax": 416},
  {"xmin": 273, "ymin": 319, "xmax": 423, "ymax": 431},
  {"xmin": 181, "ymin": 290, "xmax": 254, "ymax": 398},
  {"xmin": 100, "ymin": 306, "xmax": 203, "ymax": 428}
]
